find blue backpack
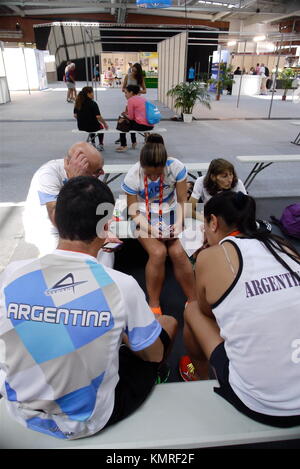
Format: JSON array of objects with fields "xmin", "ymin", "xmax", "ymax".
[{"xmin": 145, "ymin": 101, "xmax": 161, "ymax": 125}]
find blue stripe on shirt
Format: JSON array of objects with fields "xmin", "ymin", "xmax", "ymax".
[
  {"xmin": 127, "ymin": 320, "xmax": 162, "ymax": 352},
  {"xmin": 121, "ymin": 182, "xmax": 138, "ymax": 195},
  {"xmin": 38, "ymin": 191, "xmax": 57, "ymax": 205},
  {"xmin": 176, "ymin": 167, "xmax": 187, "ymax": 181}
]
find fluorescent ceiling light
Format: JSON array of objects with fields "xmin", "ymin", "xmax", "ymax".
[{"xmin": 253, "ymin": 35, "xmax": 266, "ymax": 42}]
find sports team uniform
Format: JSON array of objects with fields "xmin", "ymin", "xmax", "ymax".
[
  {"xmin": 0, "ymin": 250, "xmax": 162, "ymax": 439},
  {"xmin": 23, "ymin": 159, "xmax": 68, "ymax": 255},
  {"xmin": 122, "ymin": 158, "xmax": 187, "ymax": 232},
  {"xmin": 191, "ymin": 176, "xmax": 247, "ymax": 203},
  {"xmin": 22, "ymin": 159, "xmax": 112, "ymax": 266},
  {"xmin": 210, "ymin": 236, "xmax": 300, "ymax": 425}
]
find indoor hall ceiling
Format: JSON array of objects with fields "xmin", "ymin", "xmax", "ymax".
[{"xmin": 0, "ymin": 0, "xmax": 299, "ymax": 26}]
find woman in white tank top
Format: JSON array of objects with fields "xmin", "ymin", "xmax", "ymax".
[{"xmin": 180, "ymin": 191, "xmax": 300, "ymax": 427}]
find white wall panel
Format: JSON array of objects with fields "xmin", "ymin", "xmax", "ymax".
[{"xmin": 158, "ymin": 32, "xmax": 187, "ymax": 113}]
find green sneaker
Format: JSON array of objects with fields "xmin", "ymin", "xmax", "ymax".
[{"xmin": 155, "ymin": 362, "xmax": 171, "ymax": 384}]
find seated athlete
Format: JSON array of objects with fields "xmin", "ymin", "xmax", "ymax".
[
  {"xmin": 180, "ymin": 191, "xmax": 300, "ymax": 428},
  {"xmin": 0, "ymin": 176, "xmax": 177, "ymax": 440}
]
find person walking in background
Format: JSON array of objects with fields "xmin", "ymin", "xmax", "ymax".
[
  {"xmin": 74, "ymin": 86, "xmax": 108, "ymax": 151},
  {"xmin": 93, "ymin": 63, "xmax": 100, "ymax": 82},
  {"xmin": 122, "ymin": 63, "xmax": 146, "ymax": 94},
  {"xmin": 64, "ymin": 61, "xmax": 76, "ymax": 103},
  {"xmin": 188, "ymin": 66, "xmax": 195, "ymax": 82},
  {"xmin": 255, "ymin": 63, "xmax": 260, "ymax": 75},
  {"xmin": 259, "ymin": 63, "xmax": 267, "ymax": 95}
]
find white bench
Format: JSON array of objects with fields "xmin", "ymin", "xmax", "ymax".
[
  {"xmin": 1, "ymin": 380, "xmax": 300, "ymax": 449},
  {"xmin": 236, "ymin": 154, "xmax": 300, "ymax": 190},
  {"xmin": 72, "ymin": 128, "xmax": 167, "ymax": 144},
  {"xmin": 290, "ymin": 121, "xmax": 300, "ymax": 145},
  {"xmin": 102, "ymin": 162, "xmax": 209, "ymax": 185}
]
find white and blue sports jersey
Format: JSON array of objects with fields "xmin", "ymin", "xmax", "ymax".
[
  {"xmin": 121, "ymin": 157, "xmax": 187, "ymax": 214},
  {"xmin": 0, "ymin": 250, "xmax": 161, "ymax": 439},
  {"xmin": 23, "ymin": 159, "xmax": 67, "ymax": 255}
]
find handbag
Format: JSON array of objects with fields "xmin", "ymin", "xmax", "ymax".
[{"xmin": 116, "ymin": 115, "xmax": 131, "ymax": 132}]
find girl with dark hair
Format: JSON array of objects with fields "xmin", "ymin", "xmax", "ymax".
[
  {"xmin": 122, "ymin": 62, "xmax": 146, "ymax": 94},
  {"xmin": 181, "ymin": 191, "xmax": 300, "ymax": 427},
  {"xmin": 74, "ymin": 86, "xmax": 108, "ymax": 151},
  {"xmin": 189, "ymin": 158, "xmax": 246, "ymax": 219},
  {"xmin": 122, "ymin": 142, "xmax": 196, "ymax": 316},
  {"xmin": 116, "ymin": 85, "xmax": 154, "ymax": 152}
]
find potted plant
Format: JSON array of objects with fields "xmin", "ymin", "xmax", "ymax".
[
  {"xmin": 208, "ymin": 63, "xmax": 235, "ymax": 100},
  {"xmin": 166, "ymin": 81, "xmax": 211, "ymax": 122},
  {"xmin": 278, "ymin": 68, "xmax": 295, "ymax": 101}
]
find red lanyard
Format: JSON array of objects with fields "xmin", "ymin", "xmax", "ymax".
[{"xmin": 144, "ymin": 174, "xmax": 164, "ymax": 238}]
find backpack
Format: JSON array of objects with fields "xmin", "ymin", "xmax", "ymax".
[
  {"xmin": 145, "ymin": 101, "xmax": 161, "ymax": 125},
  {"xmin": 270, "ymin": 204, "xmax": 300, "ymax": 239}
]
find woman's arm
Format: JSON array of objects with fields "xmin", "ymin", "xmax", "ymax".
[
  {"xmin": 174, "ymin": 179, "xmax": 188, "ymax": 235},
  {"xmin": 139, "ymin": 79, "xmax": 147, "ymax": 94},
  {"xmin": 96, "ymin": 114, "xmax": 109, "ymax": 130},
  {"xmin": 122, "ymin": 74, "xmax": 128, "ymax": 92},
  {"xmin": 127, "ymin": 194, "xmax": 158, "ymax": 238},
  {"xmin": 188, "ymin": 196, "xmax": 204, "ymax": 221}
]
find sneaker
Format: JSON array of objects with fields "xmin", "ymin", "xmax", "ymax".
[
  {"xmin": 179, "ymin": 355, "xmax": 199, "ymax": 382},
  {"xmin": 114, "ymin": 138, "xmax": 120, "ymax": 144},
  {"xmin": 116, "ymin": 146, "xmax": 128, "ymax": 152},
  {"xmin": 155, "ymin": 362, "xmax": 170, "ymax": 384},
  {"xmin": 97, "ymin": 144, "xmax": 104, "ymax": 151},
  {"xmin": 132, "ymin": 142, "xmax": 137, "ymax": 149}
]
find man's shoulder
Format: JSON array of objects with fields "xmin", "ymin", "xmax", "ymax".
[{"xmin": 101, "ymin": 265, "xmax": 138, "ymax": 290}]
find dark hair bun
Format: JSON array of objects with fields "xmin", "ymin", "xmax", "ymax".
[{"xmin": 233, "ymin": 191, "xmax": 248, "ymax": 209}]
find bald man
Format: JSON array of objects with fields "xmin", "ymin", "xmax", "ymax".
[{"xmin": 23, "ymin": 142, "xmax": 114, "ymax": 265}]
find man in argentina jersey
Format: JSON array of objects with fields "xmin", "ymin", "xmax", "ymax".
[{"xmin": 0, "ymin": 177, "xmax": 177, "ymax": 440}]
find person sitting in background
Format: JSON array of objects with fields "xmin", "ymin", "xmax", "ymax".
[
  {"xmin": 180, "ymin": 190, "xmax": 300, "ymax": 428},
  {"xmin": 249, "ymin": 67, "xmax": 255, "ymax": 75},
  {"xmin": 189, "ymin": 158, "xmax": 246, "ymax": 219},
  {"xmin": 122, "ymin": 141, "xmax": 196, "ymax": 316},
  {"xmin": 1, "ymin": 176, "xmax": 177, "ymax": 440},
  {"xmin": 116, "ymin": 85, "xmax": 154, "ymax": 152},
  {"xmin": 74, "ymin": 86, "xmax": 108, "ymax": 151},
  {"xmin": 234, "ymin": 67, "xmax": 241, "ymax": 75},
  {"xmin": 122, "ymin": 63, "xmax": 146, "ymax": 94}
]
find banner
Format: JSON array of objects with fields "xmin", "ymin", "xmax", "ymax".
[{"xmin": 136, "ymin": 0, "xmax": 172, "ymax": 8}]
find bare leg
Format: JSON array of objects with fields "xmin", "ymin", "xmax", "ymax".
[
  {"xmin": 138, "ymin": 237, "xmax": 167, "ymax": 307},
  {"xmin": 183, "ymin": 301, "xmax": 223, "ymax": 378},
  {"xmin": 167, "ymin": 239, "xmax": 196, "ymax": 302}
]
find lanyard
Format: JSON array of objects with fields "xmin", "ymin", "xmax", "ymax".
[{"xmin": 144, "ymin": 174, "xmax": 164, "ymax": 238}]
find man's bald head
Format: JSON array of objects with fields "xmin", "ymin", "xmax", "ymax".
[{"xmin": 65, "ymin": 142, "xmax": 104, "ymax": 178}]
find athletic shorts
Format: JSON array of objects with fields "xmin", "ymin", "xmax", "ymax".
[
  {"xmin": 104, "ymin": 328, "xmax": 170, "ymax": 428},
  {"xmin": 210, "ymin": 342, "xmax": 300, "ymax": 428},
  {"xmin": 66, "ymin": 82, "xmax": 75, "ymax": 89}
]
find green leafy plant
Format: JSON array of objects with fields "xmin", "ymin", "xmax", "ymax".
[
  {"xmin": 278, "ymin": 67, "xmax": 296, "ymax": 99},
  {"xmin": 166, "ymin": 81, "xmax": 211, "ymax": 115},
  {"xmin": 208, "ymin": 63, "xmax": 235, "ymax": 98}
]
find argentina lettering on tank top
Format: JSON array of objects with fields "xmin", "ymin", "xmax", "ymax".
[{"xmin": 245, "ymin": 269, "xmax": 300, "ymax": 298}]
